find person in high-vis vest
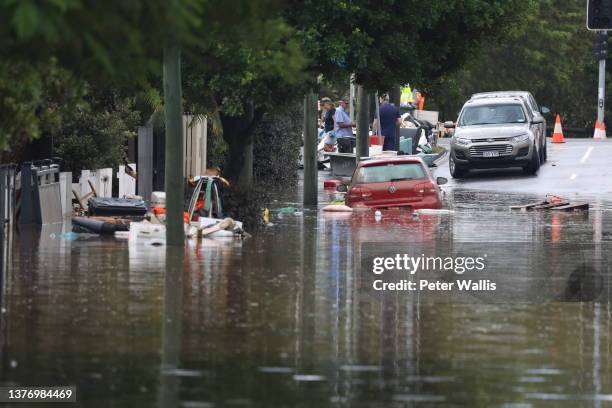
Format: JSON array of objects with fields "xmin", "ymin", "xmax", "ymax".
[{"xmin": 400, "ymin": 86, "xmax": 413, "ymax": 107}]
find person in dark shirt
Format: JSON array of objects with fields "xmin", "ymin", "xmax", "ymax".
[
  {"xmin": 321, "ymin": 97, "xmax": 336, "ymax": 133},
  {"xmin": 372, "ymin": 94, "xmax": 401, "ymax": 151}
]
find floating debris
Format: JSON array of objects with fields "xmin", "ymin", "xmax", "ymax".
[
  {"xmin": 258, "ymin": 367, "xmax": 294, "ymax": 374},
  {"xmin": 510, "ymin": 196, "xmax": 589, "ymax": 212},
  {"xmin": 292, "ymin": 374, "xmax": 326, "ymax": 382}
]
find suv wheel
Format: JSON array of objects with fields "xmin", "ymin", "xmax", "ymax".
[
  {"xmin": 523, "ymin": 146, "xmax": 541, "ymax": 175},
  {"xmin": 542, "ymin": 139, "xmax": 548, "ymax": 162},
  {"xmin": 450, "ymin": 156, "xmax": 467, "ymax": 178}
]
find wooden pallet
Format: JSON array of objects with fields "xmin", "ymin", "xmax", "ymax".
[
  {"xmin": 509, "ymin": 201, "xmax": 548, "ymax": 210},
  {"xmin": 510, "ymin": 200, "xmax": 588, "ymax": 211},
  {"xmin": 551, "ymin": 202, "xmax": 589, "ymax": 211}
]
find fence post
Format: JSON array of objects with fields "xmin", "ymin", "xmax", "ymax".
[
  {"xmin": 19, "ymin": 163, "xmax": 41, "ymax": 225},
  {"xmin": 138, "ymin": 124, "xmax": 154, "ymax": 204},
  {"xmin": 59, "ymin": 172, "xmax": 72, "ymax": 219}
]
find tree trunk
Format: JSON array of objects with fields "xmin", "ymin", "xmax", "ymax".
[
  {"xmin": 221, "ymin": 102, "xmax": 263, "ymax": 191},
  {"xmin": 225, "ymin": 137, "xmax": 253, "ymax": 191}
]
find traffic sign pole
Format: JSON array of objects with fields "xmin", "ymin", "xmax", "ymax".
[
  {"xmin": 588, "ymin": 1, "xmax": 611, "ymax": 131},
  {"xmin": 598, "ymin": 53, "xmax": 606, "ymax": 125}
]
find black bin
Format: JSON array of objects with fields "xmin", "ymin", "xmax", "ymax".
[{"xmin": 337, "ymin": 136, "xmax": 356, "ymax": 153}]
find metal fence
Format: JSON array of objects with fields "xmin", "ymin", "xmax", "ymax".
[
  {"xmin": 0, "ymin": 164, "xmax": 16, "ymax": 304},
  {"xmin": 0, "ymin": 164, "xmax": 16, "ymax": 229},
  {"xmin": 19, "ymin": 160, "xmax": 63, "ymax": 225}
]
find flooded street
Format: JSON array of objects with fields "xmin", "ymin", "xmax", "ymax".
[{"xmin": 1, "ymin": 181, "xmax": 612, "ymax": 407}]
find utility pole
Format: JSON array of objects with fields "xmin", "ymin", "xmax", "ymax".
[
  {"xmin": 356, "ymin": 85, "xmax": 370, "ymax": 161},
  {"xmin": 163, "ymin": 37, "xmax": 184, "ymax": 246},
  {"xmin": 587, "ymin": 1, "xmax": 612, "ymax": 136},
  {"xmin": 303, "ymin": 91, "xmax": 318, "ymax": 206}
]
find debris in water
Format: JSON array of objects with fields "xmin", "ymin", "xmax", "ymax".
[
  {"xmin": 413, "ymin": 209, "xmax": 454, "ymax": 217},
  {"xmin": 49, "ymin": 232, "xmax": 80, "ymax": 240},
  {"xmin": 293, "ymin": 374, "xmax": 326, "ymax": 382},
  {"xmin": 275, "ymin": 207, "xmax": 299, "ymax": 214},
  {"xmin": 322, "ymin": 204, "xmax": 352, "ymax": 212},
  {"xmin": 258, "ymin": 367, "xmax": 294, "ymax": 374}
]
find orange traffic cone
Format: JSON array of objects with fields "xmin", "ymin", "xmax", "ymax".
[
  {"xmin": 593, "ymin": 120, "xmax": 607, "ymax": 140},
  {"xmin": 552, "ymin": 115, "xmax": 565, "ymax": 143}
]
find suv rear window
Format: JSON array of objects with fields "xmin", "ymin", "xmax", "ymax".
[
  {"xmin": 459, "ymin": 104, "xmax": 526, "ymax": 126},
  {"xmin": 354, "ymin": 163, "xmax": 427, "ymax": 184}
]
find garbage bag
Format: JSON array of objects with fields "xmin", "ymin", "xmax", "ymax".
[{"xmin": 417, "ymin": 129, "xmax": 433, "ymax": 154}]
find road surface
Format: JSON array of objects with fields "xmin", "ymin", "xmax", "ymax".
[{"xmin": 435, "ymin": 138, "xmax": 612, "ymax": 202}]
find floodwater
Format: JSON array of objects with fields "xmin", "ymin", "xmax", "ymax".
[{"xmin": 1, "ymin": 183, "xmax": 612, "ymax": 407}]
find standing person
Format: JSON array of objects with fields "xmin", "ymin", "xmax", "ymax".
[
  {"xmin": 321, "ymin": 97, "xmax": 336, "ymax": 133},
  {"xmin": 372, "ymin": 94, "xmax": 401, "ymax": 151},
  {"xmin": 334, "ymin": 97, "xmax": 355, "ymax": 137}
]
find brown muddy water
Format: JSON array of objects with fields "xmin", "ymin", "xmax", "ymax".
[{"xmin": 1, "ymin": 187, "xmax": 612, "ymax": 407}]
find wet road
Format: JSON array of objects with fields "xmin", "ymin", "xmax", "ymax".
[
  {"xmin": 1, "ymin": 147, "xmax": 612, "ymax": 407},
  {"xmin": 435, "ymin": 138, "xmax": 612, "ymax": 201}
]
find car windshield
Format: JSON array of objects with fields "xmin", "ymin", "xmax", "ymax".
[
  {"xmin": 353, "ymin": 163, "xmax": 427, "ymax": 184},
  {"xmin": 459, "ymin": 104, "xmax": 526, "ymax": 126}
]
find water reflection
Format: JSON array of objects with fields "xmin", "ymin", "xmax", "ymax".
[
  {"xmin": 159, "ymin": 246, "xmax": 183, "ymax": 408},
  {"xmin": 0, "ymin": 191, "xmax": 610, "ymax": 407}
]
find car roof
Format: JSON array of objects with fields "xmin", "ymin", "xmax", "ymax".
[
  {"xmin": 471, "ymin": 91, "xmax": 533, "ymax": 99},
  {"xmin": 463, "ymin": 96, "xmax": 526, "ymax": 107},
  {"xmin": 358, "ymin": 156, "xmax": 426, "ymax": 167}
]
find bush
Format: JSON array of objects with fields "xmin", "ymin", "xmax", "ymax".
[
  {"xmin": 212, "ymin": 101, "xmax": 303, "ymax": 229},
  {"xmin": 221, "ymin": 185, "xmax": 269, "ymax": 230},
  {"xmin": 53, "ymin": 97, "xmax": 141, "ymax": 172},
  {"xmin": 252, "ymin": 101, "xmax": 302, "ymax": 189}
]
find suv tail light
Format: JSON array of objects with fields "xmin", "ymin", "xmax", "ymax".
[
  {"xmin": 348, "ymin": 186, "xmax": 373, "ymax": 201},
  {"xmin": 415, "ymin": 182, "xmax": 437, "ymax": 196}
]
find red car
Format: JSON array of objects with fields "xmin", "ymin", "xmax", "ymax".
[{"xmin": 339, "ymin": 156, "xmax": 447, "ymax": 210}]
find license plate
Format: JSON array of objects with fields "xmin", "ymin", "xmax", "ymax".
[{"xmin": 483, "ymin": 151, "xmax": 499, "ymax": 158}]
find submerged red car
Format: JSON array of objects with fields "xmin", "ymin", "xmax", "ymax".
[{"xmin": 339, "ymin": 156, "xmax": 447, "ymax": 210}]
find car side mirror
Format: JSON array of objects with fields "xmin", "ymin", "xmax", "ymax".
[
  {"xmin": 436, "ymin": 177, "xmax": 448, "ymax": 186},
  {"xmin": 443, "ymin": 121, "xmax": 455, "ymax": 129},
  {"xmin": 336, "ymin": 184, "xmax": 348, "ymax": 193},
  {"xmin": 540, "ymin": 106, "xmax": 550, "ymax": 115},
  {"xmin": 532, "ymin": 117, "xmax": 544, "ymax": 124}
]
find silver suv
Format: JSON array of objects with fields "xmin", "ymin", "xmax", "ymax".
[
  {"xmin": 445, "ymin": 96, "xmax": 546, "ymax": 178},
  {"xmin": 471, "ymin": 91, "xmax": 549, "ymax": 162}
]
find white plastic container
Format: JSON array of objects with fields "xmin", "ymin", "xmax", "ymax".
[{"xmin": 128, "ymin": 222, "xmax": 166, "ymax": 245}]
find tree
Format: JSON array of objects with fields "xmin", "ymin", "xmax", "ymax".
[
  {"xmin": 0, "ymin": 0, "xmax": 203, "ymax": 149},
  {"xmin": 429, "ymin": 0, "xmax": 597, "ymax": 127},
  {"xmin": 182, "ymin": 1, "xmax": 307, "ymax": 190},
  {"xmin": 283, "ymin": 0, "xmax": 535, "ymax": 91},
  {"xmin": 0, "ymin": 58, "xmax": 86, "ymax": 159}
]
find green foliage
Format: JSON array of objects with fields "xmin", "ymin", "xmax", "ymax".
[
  {"xmin": 429, "ymin": 0, "xmax": 596, "ymax": 126},
  {"xmin": 0, "ymin": 0, "xmax": 209, "ymax": 82},
  {"xmin": 221, "ymin": 185, "xmax": 269, "ymax": 230},
  {"xmin": 0, "ymin": 59, "xmax": 86, "ymax": 154},
  {"xmin": 284, "ymin": 0, "xmax": 533, "ymax": 90},
  {"xmin": 52, "ymin": 96, "xmax": 141, "ymax": 172},
  {"xmin": 183, "ymin": 4, "xmax": 308, "ymax": 119},
  {"xmin": 252, "ymin": 101, "xmax": 303, "ymax": 187},
  {"xmin": 0, "ymin": 56, "xmax": 141, "ymax": 171}
]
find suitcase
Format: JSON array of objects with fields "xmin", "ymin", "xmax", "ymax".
[{"xmin": 87, "ymin": 197, "xmax": 147, "ymax": 216}]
